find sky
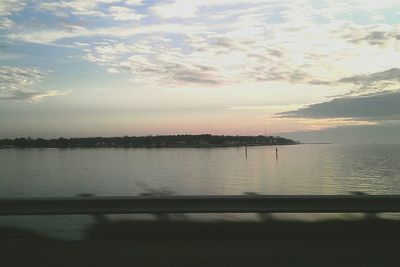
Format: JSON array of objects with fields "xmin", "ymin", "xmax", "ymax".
[{"xmin": 0, "ymin": 0, "xmax": 400, "ymax": 143}]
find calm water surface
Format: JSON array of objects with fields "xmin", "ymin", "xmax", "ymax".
[
  {"xmin": 1, "ymin": 144, "xmax": 400, "ymax": 197},
  {"xmin": 1, "ymin": 144, "xmax": 400, "ymax": 239}
]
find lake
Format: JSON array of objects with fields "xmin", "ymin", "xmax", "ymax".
[{"xmin": 1, "ymin": 144, "xmax": 400, "ymax": 239}]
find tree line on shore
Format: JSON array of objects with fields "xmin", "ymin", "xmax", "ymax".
[{"xmin": 0, "ymin": 134, "xmax": 298, "ymax": 148}]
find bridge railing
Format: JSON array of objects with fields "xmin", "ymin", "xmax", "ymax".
[{"xmin": 0, "ymin": 195, "xmax": 400, "ymax": 215}]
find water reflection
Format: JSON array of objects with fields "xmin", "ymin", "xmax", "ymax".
[{"xmin": 1, "ymin": 144, "xmax": 400, "ymax": 197}]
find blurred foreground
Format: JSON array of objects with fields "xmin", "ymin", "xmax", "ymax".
[{"xmin": 2, "ymin": 216, "xmax": 400, "ymax": 266}]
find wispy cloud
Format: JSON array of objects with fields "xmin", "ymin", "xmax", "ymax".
[
  {"xmin": 80, "ymin": 38, "xmax": 222, "ymax": 86},
  {"xmin": 336, "ymin": 24, "xmax": 400, "ymax": 46},
  {"xmin": 339, "ymin": 68, "xmax": 400, "ymax": 94},
  {"xmin": 4, "ymin": 0, "xmax": 400, "ymax": 89},
  {"xmin": 0, "ymin": 90, "xmax": 70, "ymax": 101},
  {"xmin": 0, "ymin": 66, "xmax": 69, "ymax": 102},
  {"xmin": 276, "ymin": 90, "xmax": 400, "ymax": 122},
  {"xmin": 0, "ymin": 17, "xmax": 14, "ymax": 29},
  {"xmin": 0, "ymin": 0, "xmax": 25, "ymax": 16},
  {"xmin": 7, "ymin": 23, "xmax": 199, "ymax": 44},
  {"xmin": 108, "ymin": 6, "xmax": 146, "ymax": 21},
  {"xmin": 39, "ymin": 0, "xmax": 132, "ymax": 17},
  {"xmin": 0, "ymin": 0, "xmax": 24, "ymax": 29}
]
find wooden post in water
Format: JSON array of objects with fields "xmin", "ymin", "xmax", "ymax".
[
  {"xmin": 245, "ymin": 146, "xmax": 248, "ymax": 158},
  {"xmin": 275, "ymin": 147, "xmax": 278, "ymax": 159}
]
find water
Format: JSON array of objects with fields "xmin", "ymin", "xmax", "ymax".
[
  {"xmin": 1, "ymin": 144, "xmax": 400, "ymax": 197},
  {"xmin": 1, "ymin": 144, "xmax": 400, "ymax": 239}
]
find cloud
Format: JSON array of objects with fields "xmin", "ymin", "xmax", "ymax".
[
  {"xmin": 7, "ymin": 23, "xmax": 199, "ymax": 44},
  {"xmin": 0, "ymin": 0, "xmax": 25, "ymax": 16},
  {"xmin": 71, "ymin": 20, "xmax": 397, "ymax": 88},
  {"xmin": 151, "ymin": 0, "xmax": 199, "ymax": 19},
  {"xmin": 0, "ymin": 0, "xmax": 24, "ymax": 29},
  {"xmin": 82, "ymin": 40, "xmax": 222, "ymax": 86},
  {"xmin": 225, "ymin": 104, "xmax": 301, "ymax": 112},
  {"xmin": 3, "ymin": 0, "xmax": 400, "ymax": 139},
  {"xmin": 79, "ymin": 18, "xmax": 364, "ymax": 88},
  {"xmin": 277, "ymin": 90, "xmax": 400, "ymax": 122},
  {"xmin": 0, "ymin": 17, "xmax": 14, "ymax": 29},
  {"xmin": 335, "ymin": 23, "xmax": 400, "ymax": 46},
  {"xmin": 39, "ymin": 0, "xmax": 145, "ymax": 18},
  {"xmin": 126, "ymin": 0, "xmax": 144, "ymax": 6},
  {"xmin": 249, "ymin": 69, "xmax": 311, "ymax": 83},
  {"xmin": 0, "ymin": 66, "xmax": 68, "ymax": 101},
  {"xmin": 0, "ymin": 90, "xmax": 70, "ymax": 101},
  {"xmin": 339, "ymin": 68, "xmax": 400, "ymax": 94},
  {"xmin": 280, "ymin": 124, "xmax": 400, "ymax": 144},
  {"xmin": 39, "ymin": 1, "xmax": 102, "ymax": 17},
  {"xmin": 172, "ymin": 69, "xmax": 220, "ymax": 85},
  {"xmin": 349, "ymin": 30, "xmax": 400, "ymax": 46},
  {"xmin": 5, "ymin": 0, "xmax": 400, "ymax": 92},
  {"xmin": 150, "ymin": 0, "xmax": 299, "ymax": 19},
  {"xmin": 79, "ymin": 32, "xmax": 316, "ymax": 86},
  {"xmin": 108, "ymin": 6, "xmax": 146, "ymax": 21}
]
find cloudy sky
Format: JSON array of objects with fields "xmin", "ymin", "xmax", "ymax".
[{"xmin": 1, "ymin": 0, "xmax": 400, "ymax": 143}]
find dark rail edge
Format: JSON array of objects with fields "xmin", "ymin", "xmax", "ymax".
[{"xmin": 1, "ymin": 195, "xmax": 400, "ymax": 215}]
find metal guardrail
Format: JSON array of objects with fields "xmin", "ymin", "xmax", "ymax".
[{"xmin": 1, "ymin": 195, "xmax": 400, "ymax": 215}]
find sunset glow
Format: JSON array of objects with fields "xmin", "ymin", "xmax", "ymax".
[{"xmin": 1, "ymin": 0, "xmax": 400, "ymax": 142}]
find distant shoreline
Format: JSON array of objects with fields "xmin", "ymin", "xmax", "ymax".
[
  {"xmin": 0, "ymin": 143, "xmax": 299, "ymax": 149},
  {"xmin": 0, "ymin": 134, "xmax": 299, "ymax": 149}
]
